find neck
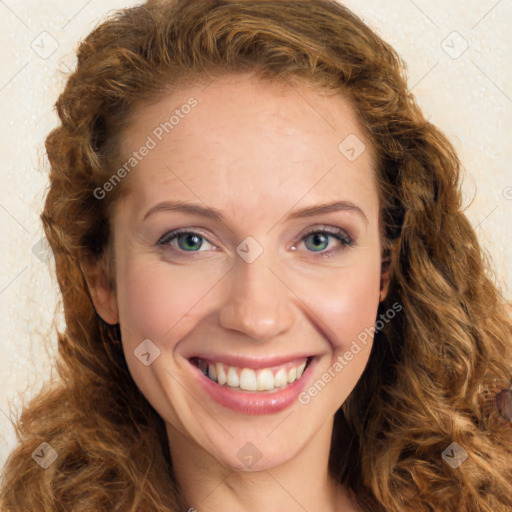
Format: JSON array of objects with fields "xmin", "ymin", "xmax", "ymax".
[{"xmin": 166, "ymin": 418, "xmax": 356, "ymax": 512}]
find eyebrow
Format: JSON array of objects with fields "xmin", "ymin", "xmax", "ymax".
[{"xmin": 142, "ymin": 199, "xmax": 368, "ymax": 225}]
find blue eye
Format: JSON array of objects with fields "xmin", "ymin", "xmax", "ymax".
[
  {"xmin": 158, "ymin": 230, "xmax": 214, "ymax": 252},
  {"xmin": 296, "ymin": 227, "xmax": 355, "ymax": 258},
  {"xmin": 302, "ymin": 229, "xmax": 353, "ymax": 256},
  {"xmin": 157, "ymin": 227, "xmax": 355, "ymax": 258}
]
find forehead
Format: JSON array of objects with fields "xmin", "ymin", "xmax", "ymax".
[{"xmin": 115, "ymin": 73, "xmax": 378, "ymax": 224}]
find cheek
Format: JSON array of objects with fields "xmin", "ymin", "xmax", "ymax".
[
  {"xmin": 301, "ymin": 258, "xmax": 381, "ymax": 352},
  {"xmin": 115, "ymin": 239, "xmax": 382, "ymax": 351},
  {"xmin": 115, "ymin": 254, "xmax": 224, "ymax": 342}
]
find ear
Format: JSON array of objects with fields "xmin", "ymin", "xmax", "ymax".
[
  {"xmin": 379, "ymin": 243, "xmax": 396, "ymax": 302},
  {"xmin": 80, "ymin": 253, "xmax": 119, "ymax": 325}
]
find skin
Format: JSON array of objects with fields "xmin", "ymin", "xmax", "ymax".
[{"xmin": 84, "ymin": 73, "xmax": 392, "ymax": 512}]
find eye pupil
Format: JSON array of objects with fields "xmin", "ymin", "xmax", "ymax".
[
  {"xmin": 305, "ymin": 233, "xmax": 329, "ymax": 252},
  {"xmin": 178, "ymin": 233, "xmax": 203, "ymax": 251}
]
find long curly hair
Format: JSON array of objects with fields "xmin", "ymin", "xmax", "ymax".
[{"xmin": 1, "ymin": 1, "xmax": 511, "ymax": 511}]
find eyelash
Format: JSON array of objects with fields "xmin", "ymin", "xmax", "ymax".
[{"xmin": 157, "ymin": 226, "xmax": 355, "ymax": 259}]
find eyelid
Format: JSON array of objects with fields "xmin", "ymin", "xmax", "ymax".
[
  {"xmin": 157, "ymin": 228, "xmax": 216, "ymax": 247},
  {"xmin": 294, "ymin": 225, "xmax": 353, "ymax": 245}
]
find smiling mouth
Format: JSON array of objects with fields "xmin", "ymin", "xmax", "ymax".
[{"xmin": 189, "ymin": 356, "xmax": 313, "ymax": 392}]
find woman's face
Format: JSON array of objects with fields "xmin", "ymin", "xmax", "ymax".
[{"xmin": 100, "ymin": 74, "xmax": 388, "ymax": 471}]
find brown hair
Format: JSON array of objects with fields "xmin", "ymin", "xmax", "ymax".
[{"xmin": 1, "ymin": 1, "xmax": 511, "ymax": 510}]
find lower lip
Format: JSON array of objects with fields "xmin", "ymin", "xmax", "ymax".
[{"xmin": 191, "ymin": 358, "xmax": 317, "ymax": 415}]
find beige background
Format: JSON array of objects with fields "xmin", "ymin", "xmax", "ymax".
[{"xmin": 0, "ymin": 0, "xmax": 511, "ymax": 470}]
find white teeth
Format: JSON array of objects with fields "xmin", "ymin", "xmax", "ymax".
[
  {"xmin": 208, "ymin": 364, "xmax": 216, "ymax": 381},
  {"xmin": 273, "ymin": 368, "xmax": 287, "ymax": 388},
  {"xmin": 239, "ymin": 368, "xmax": 257, "ymax": 391},
  {"xmin": 216, "ymin": 362, "xmax": 226, "ymax": 385},
  {"xmin": 227, "ymin": 366, "xmax": 239, "ymax": 388},
  {"xmin": 257, "ymin": 369, "xmax": 274, "ymax": 391},
  {"xmin": 201, "ymin": 358, "xmax": 310, "ymax": 391}
]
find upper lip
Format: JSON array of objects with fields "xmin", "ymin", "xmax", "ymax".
[{"xmin": 187, "ymin": 353, "xmax": 314, "ymax": 369}]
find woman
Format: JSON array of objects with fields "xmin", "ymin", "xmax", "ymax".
[{"xmin": 1, "ymin": 1, "xmax": 511, "ymax": 511}]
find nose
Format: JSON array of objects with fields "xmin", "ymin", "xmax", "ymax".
[{"xmin": 218, "ymin": 253, "xmax": 295, "ymax": 342}]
